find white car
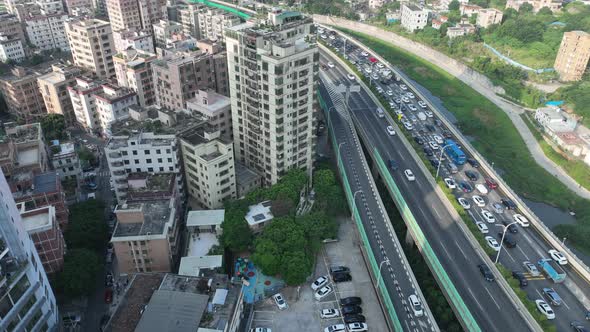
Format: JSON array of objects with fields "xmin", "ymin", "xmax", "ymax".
[
  {"xmin": 418, "ymin": 101, "xmax": 427, "ymax": 108},
  {"xmin": 475, "ymin": 184, "xmax": 488, "ymax": 195},
  {"xmin": 429, "ymin": 141, "xmax": 439, "ymax": 150},
  {"xmin": 273, "ymin": 293, "xmax": 288, "ymax": 310},
  {"xmin": 320, "ymin": 308, "xmax": 340, "ymax": 319},
  {"xmin": 365, "ymin": 67, "xmax": 372, "ymax": 74},
  {"xmin": 481, "ymin": 209, "xmax": 495, "ymax": 223},
  {"xmin": 347, "ymin": 74, "xmax": 356, "ymax": 80},
  {"xmin": 535, "ymin": 299, "xmax": 555, "ymax": 320},
  {"xmin": 327, "ymin": 62, "xmax": 335, "ymax": 68},
  {"xmin": 315, "ymin": 285, "xmax": 333, "ymax": 300},
  {"xmin": 457, "ymin": 197, "xmax": 471, "ymax": 209},
  {"xmin": 409, "ymin": 115, "xmax": 418, "ymax": 123},
  {"xmin": 523, "ymin": 261, "xmax": 541, "ymax": 277},
  {"xmin": 408, "ymin": 104, "xmax": 417, "ymax": 111},
  {"xmin": 376, "ymin": 86, "xmax": 383, "ymax": 93},
  {"xmin": 433, "ymin": 135, "xmax": 444, "ymax": 145},
  {"xmin": 472, "ymin": 195, "xmax": 486, "ymax": 207},
  {"xmin": 402, "ymin": 96, "xmax": 410, "ymax": 103},
  {"xmin": 425, "ymin": 110, "xmax": 434, "ymax": 117},
  {"xmin": 324, "ymin": 324, "xmax": 346, "ymax": 332},
  {"xmin": 444, "ymin": 177, "xmax": 456, "ymax": 189},
  {"xmin": 407, "ymin": 92, "xmax": 415, "ymax": 99},
  {"xmin": 400, "ymin": 84, "xmax": 408, "ymax": 90},
  {"xmin": 476, "ymin": 222, "xmax": 489, "ymax": 234},
  {"xmin": 548, "ymin": 249, "xmax": 568, "ymax": 265},
  {"xmin": 386, "ymin": 126, "xmax": 396, "ymax": 136},
  {"xmin": 513, "ymin": 214, "xmax": 530, "ymax": 227},
  {"xmin": 250, "ymin": 328, "xmax": 271, "ymax": 332},
  {"xmin": 408, "ymin": 294, "xmax": 424, "ymax": 317},
  {"xmin": 404, "ymin": 169, "xmax": 415, "ymax": 181},
  {"xmin": 376, "ymin": 63, "xmax": 384, "ymax": 68},
  {"xmin": 347, "ymin": 323, "xmax": 368, "ymax": 332},
  {"xmin": 311, "ymin": 275, "xmax": 329, "ymax": 290},
  {"xmin": 403, "ymin": 122, "xmax": 413, "ymax": 131},
  {"xmin": 328, "ymin": 34, "xmax": 336, "ymax": 40},
  {"xmin": 386, "ymin": 89, "xmax": 394, "ymax": 96},
  {"xmin": 361, "ymin": 51, "xmax": 369, "ymax": 57},
  {"xmin": 485, "ymin": 236, "xmax": 500, "ymax": 251}
]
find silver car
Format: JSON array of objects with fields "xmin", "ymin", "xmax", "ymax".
[{"xmin": 523, "ymin": 261, "xmax": 541, "ymax": 277}]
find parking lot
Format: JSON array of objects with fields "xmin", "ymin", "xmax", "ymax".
[{"xmin": 250, "ymin": 217, "xmax": 388, "ymax": 332}]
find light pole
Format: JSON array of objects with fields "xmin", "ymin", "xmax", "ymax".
[
  {"xmin": 337, "ymin": 142, "xmax": 346, "ymax": 166},
  {"xmin": 495, "ymin": 221, "xmax": 518, "ymax": 264},
  {"xmin": 435, "ymin": 144, "xmax": 452, "ymax": 180},
  {"xmin": 561, "ymin": 237, "xmax": 567, "ymax": 246},
  {"xmin": 376, "ymin": 258, "xmax": 390, "ymax": 290},
  {"xmin": 351, "ymin": 189, "xmax": 363, "ymax": 218}
]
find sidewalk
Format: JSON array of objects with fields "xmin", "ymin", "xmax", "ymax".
[{"xmin": 314, "ymin": 14, "xmax": 590, "ymax": 200}]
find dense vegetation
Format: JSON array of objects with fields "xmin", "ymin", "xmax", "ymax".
[
  {"xmin": 221, "ymin": 168, "xmax": 346, "ymax": 285},
  {"xmin": 304, "ymin": 0, "xmax": 359, "ymax": 20},
  {"xmin": 338, "ymin": 28, "xmax": 590, "ymax": 255},
  {"xmin": 549, "ymin": 79, "xmax": 590, "ymax": 127}
]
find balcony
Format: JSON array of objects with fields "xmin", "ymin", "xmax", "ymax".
[
  {"xmin": 108, "ymin": 151, "xmax": 121, "ymax": 159},
  {"xmin": 110, "ymin": 161, "xmax": 124, "ymax": 168}
]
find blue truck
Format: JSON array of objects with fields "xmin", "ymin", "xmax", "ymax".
[
  {"xmin": 538, "ymin": 258, "xmax": 566, "ymax": 283},
  {"xmin": 444, "ymin": 139, "xmax": 466, "ymax": 165}
]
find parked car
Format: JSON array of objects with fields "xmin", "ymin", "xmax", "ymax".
[
  {"xmin": 330, "ymin": 266, "xmax": 350, "ymax": 274},
  {"xmin": 104, "ymin": 288, "xmax": 113, "ymax": 304},
  {"xmin": 475, "ymin": 184, "xmax": 488, "ymax": 195},
  {"xmin": 491, "ymin": 202, "xmax": 504, "ymax": 214},
  {"xmin": 312, "ymin": 275, "xmax": 329, "ymax": 290},
  {"xmin": 273, "ymin": 293, "xmax": 288, "ymax": 310},
  {"xmin": 347, "ymin": 323, "xmax": 368, "ymax": 332},
  {"xmin": 476, "ymin": 222, "xmax": 489, "ymax": 234},
  {"xmin": 444, "ymin": 178, "xmax": 456, "ymax": 189},
  {"xmin": 467, "ymin": 158, "xmax": 480, "ymax": 168},
  {"xmin": 250, "ymin": 328, "xmax": 272, "ymax": 332},
  {"xmin": 458, "ymin": 181, "xmax": 473, "ymax": 193},
  {"xmin": 485, "ymin": 236, "xmax": 501, "ymax": 251},
  {"xmin": 512, "ymin": 271, "xmax": 528, "ymax": 287},
  {"xmin": 501, "ymin": 198, "xmax": 517, "ymax": 210},
  {"xmin": 535, "ymin": 300, "xmax": 555, "ymax": 320},
  {"xmin": 333, "ymin": 272, "xmax": 352, "ymax": 283},
  {"xmin": 499, "ymin": 233, "xmax": 517, "ymax": 248},
  {"xmin": 414, "ymin": 136, "xmax": 424, "ymax": 145},
  {"xmin": 340, "ymin": 297, "xmax": 362, "ymax": 307},
  {"xmin": 343, "ymin": 314, "xmax": 366, "ymax": 324},
  {"xmin": 478, "ymin": 264, "xmax": 495, "ymax": 282},
  {"xmin": 423, "ymin": 147, "xmax": 433, "ymax": 157},
  {"xmin": 570, "ymin": 321, "xmax": 588, "ymax": 332},
  {"xmin": 481, "ymin": 209, "xmax": 495, "ymax": 223},
  {"xmin": 513, "ymin": 214, "xmax": 530, "ymax": 227},
  {"xmin": 472, "ymin": 195, "xmax": 486, "ymax": 207},
  {"xmin": 324, "ymin": 324, "xmax": 346, "ymax": 332},
  {"xmin": 485, "ymin": 178, "xmax": 498, "ymax": 190},
  {"xmin": 502, "ymin": 219, "xmax": 518, "ymax": 233},
  {"xmin": 457, "ymin": 197, "xmax": 471, "ymax": 209},
  {"xmin": 315, "ymin": 286, "xmax": 333, "ymax": 300},
  {"xmin": 341, "ymin": 305, "xmax": 362, "ymax": 316},
  {"xmin": 320, "ymin": 308, "xmax": 340, "ymax": 319},
  {"xmin": 465, "ymin": 170, "xmax": 479, "ymax": 181}
]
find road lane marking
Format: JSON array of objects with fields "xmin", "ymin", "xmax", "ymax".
[{"xmin": 484, "ymin": 287, "xmax": 500, "ymax": 309}]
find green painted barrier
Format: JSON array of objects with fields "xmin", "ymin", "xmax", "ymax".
[
  {"xmin": 188, "ymin": 0, "xmax": 251, "ymax": 19},
  {"xmin": 318, "ymin": 89, "xmax": 404, "ymax": 331},
  {"xmin": 372, "ymin": 147, "xmax": 481, "ymax": 332}
]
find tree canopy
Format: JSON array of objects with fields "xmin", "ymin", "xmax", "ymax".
[
  {"xmin": 56, "ymin": 249, "xmax": 102, "ymax": 298},
  {"xmin": 220, "ymin": 200, "xmax": 253, "ymax": 252},
  {"xmin": 65, "ymin": 200, "xmax": 108, "ymax": 252},
  {"xmin": 313, "ymin": 169, "xmax": 347, "ymax": 216},
  {"xmin": 448, "ymin": 0, "xmax": 460, "ymax": 11},
  {"xmin": 41, "ymin": 114, "xmax": 67, "ymax": 141}
]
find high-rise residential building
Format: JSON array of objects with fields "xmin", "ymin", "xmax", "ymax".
[
  {"xmin": 0, "ymin": 13, "xmax": 27, "ymax": 44},
  {"xmin": 179, "ymin": 124, "xmax": 236, "ymax": 209},
  {"xmin": 65, "ymin": 18, "xmax": 116, "ymax": 79},
  {"xmin": 110, "ymin": 173, "xmax": 181, "ymax": 273},
  {"xmin": 186, "ymin": 89, "xmax": 232, "ymax": 139},
  {"xmin": 0, "ymin": 168, "xmax": 59, "ymax": 331},
  {"xmin": 400, "ymin": 4, "xmax": 429, "ymax": 32},
  {"xmin": 0, "ymin": 35, "xmax": 26, "ymax": 63},
  {"xmin": 554, "ymin": 31, "xmax": 590, "ymax": 82},
  {"xmin": 476, "ymin": 8, "xmax": 503, "ymax": 28},
  {"xmin": 113, "ymin": 49, "xmax": 157, "ymax": 107},
  {"xmin": 197, "ymin": 7, "xmax": 241, "ymax": 42},
  {"xmin": 25, "ymin": 13, "xmax": 70, "ymax": 51},
  {"xmin": 104, "ymin": 106, "xmax": 200, "ymax": 201},
  {"xmin": 64, "ymin": 0, "xmax": 94, "ymax": 15},
  {"xmin": 113, "ymin": 28, "xmax": 155, "ymax": 53},
  {"xmin": 37, "ymin": 64, "xmax": 83, "ymax": 126},
  {"xmin": 0, "ymin": 67, "xmax": 47, "ymax": 123},
  {"xmin": 152, "ymin": 42, "xmax": 229, "ymax": 111},
  {"xmin": 68, "ymin": 77, "xmax": 138, "ymax": 137},
  {"xmin": 225, "ymin": 9, "xmax": 318, "ymax": 185},
  {"xmin": 152, "ymin": 19, "xmax": 182, "ymax": 48},
  {"xmin": 178, "ymin": 4, "xmax": 201, "ymax": 38},
  {"xmin": 106, "ymin": 0, "xmax": 165, "ymax": 31}
]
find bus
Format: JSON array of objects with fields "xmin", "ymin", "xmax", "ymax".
[{"xmin": 444, "ymin": 139, "xmax": 466, "ymax": 165}]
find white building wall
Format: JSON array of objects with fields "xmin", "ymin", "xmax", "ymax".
[
  {"xmin": 25, "ymin": 14, "xmax": 70, "ymax": 51},
  {"xmin": 0, "ymin": 39, "xmax": 25, "ymax": 62}
]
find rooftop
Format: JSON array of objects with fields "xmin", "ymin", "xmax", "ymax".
[
  {"xmin": 19, "ymin": 205, "xmax": 54, "ymax": 234},
  {"xmin": 236, "ymin": 162, "xmax": 261, "ymax": 188},
  {"xmin": 178, "ymin": 255, "xmax": 223, "ymax": 277},
  {"xmin": 1, "ymin": 123, "xmax": 42, "ymax": 144},
  {"xmin": 113, "ymin": 199, "xmax": 173, "ymax": 238},
  {"xmin": 33, "ymin": 172, "xmax": 59, "ymax": 194},
  {"xmin": 50, "ymin": 142, "xmax": 76, "ymax": 157},
  {"xmin": 186, "ymin": 90, "xmax": 231, "ymax": 117},
  {"xmin": 187, "ymin": 232, "xmax": 219, "ymax": 258},
  {"xmin": 135, "ymin": 290, "xmax": 208, "ymax": 332},
  {"xmin": 186, "ymin": 209, "xmax": 225, "ymax": 228},
  {"xmin": 245, "ymin": 201, "xmax": 273, "ymax": 226},
  {"xmin": 404, "ymin": 3, "xmax": 424, "ymax": 11},
  {"xmin": 179, "ymin": 125, "xmax": 229, "ymax": 148}
]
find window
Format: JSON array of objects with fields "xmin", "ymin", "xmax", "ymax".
[
  {"xmin": 167, "ymin": 158, "xmax": 172, "ymax": 162},
  {"xmin": 134, "ymin": 159, "xmax": 140, "ymax": 164},
  {"xmin": 133, "ymin": 151, "xmax": 138, "ymax": 155},
  {"xmin": 146, "ymin": 159, "xmax": 152, "ymax": 163},
  {"xmin": 144, "ymin": 150, "xmax": 150, "ymax": 154},
  {"xmin": 157, "ymin": 158, "xmax": 162, "ymax": 163}
]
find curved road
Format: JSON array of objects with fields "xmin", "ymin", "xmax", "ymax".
[{"xmin": 313, "ymin": 14, "xmax": 590, "ymax": 200}]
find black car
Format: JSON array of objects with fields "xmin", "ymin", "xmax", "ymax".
[
  {"xmin": 425, "ymin": 124, "xmax": 435, "ymax": 132},
  {"xmin": 501, "ymin": 198, "xmax": 517, "ymax": 210},
  {"xmin": 343, "ymin": 314, "xmax": 366, "ymax": 324},
  {"xmin": 512, "ymin": 271, "xmax": 528, "ymax": 287},
  {"xmin": 430, "ymin": 159, "xmax": 440, "ymax": 168},
  {"xmin": 434, "ymin": 119, "xmax": 442, "ymax": 127},
  {"xmin": 333, "ymin": 272, "xmax": 352, "ymax": 283},
  {"xmin": 423, "ymin": 147, "xmax": 433, "ymax": 157},
  {"xmin": 498, "ymin": 233, "xmax": 517, "ymax": 248},
  {"xmin": 442, "ymin": 130, "xmax": 453, "ymax": 139},
  {"xmin": 330, "ymin": 266, "xmax": 350, "ymax": 274},
  {"xmin": 502, "ymin": 219, "xmax": 518, "ymax": 233},
  {"xmin": 340, "ymin": 297, "xmax": 362, "ymax": 307},
  {"xmin": 478, "ymin": 264, "xmax": 495, "ymax": 282},
  {"xmin": 467, "ymin": 158, "xmax": 480, "ymax": 168},
  {"xmin": 414, "ymin": 136, "xmax": 424, "ymax": 145},
  {"xmin": 465, "ymin": 170, "xmax": 479, "ymax": 181},
  {"xmin": 570, "ymin": 321, "xmax": 589, "ymax": 332},
  {"xmin": 459, "ymin": 181, "xmax": 473, "ymax": 193},
  {"xmin": 341, "ymin": 305, "xmax": 362, "ymax": 315},
  {"xmin": 388, "ymin": 159, "xmax": 399, "ymax": 171}
]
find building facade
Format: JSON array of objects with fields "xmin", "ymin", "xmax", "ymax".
[
  {"xmin": 113, "ymin": 28, "xmax": 155, "ymax": 53},
  {"xmin": 400, "ymin": 4, "xmax": 429, "ymax": 32},
  {"xmin": 113, "ymin": 49, "xmax": 157, "ymax": 107},
  {"xmin": 0, "ymin": 168, "xmax": 59, "ymax": 331},
  {"xmin": 554, "ymin": 31, "xmax": 590, "ymax": 82},
  {"xmin": 49, "ymin": 141, "xmax": 82, "ymax": 180},
  {"xmin": 152, "ymin": 19, "xmax": 182, "ymax": 48},
  {"xmin": 25, "ymin": 13, "xmax": 70, "ymax": 52},
  {"xmin": 476, "ymin": 8, "xmax": 503, "ymax": 28},
  {"xmin": 225, "ymin": 9, "xmax": 318, "ymax": 185},
  {"xmin": 0, "ymin": 67, "xmax": 47, "ymax": 123},
  {"xmin": 65, "ymin": 19, "xmax": 116, "ymax": 79},
  {"xmin": 186, "ymin": 89, "xmax": 232, "ymax": 139},
  {"xmin": 505, "ymin": 0, "xmax": 562, "ymax": 12},
  {"xmin": 37, "ymin": 64, "xmax": 83, "ymax": 125},
  {"xmin": 197, "ymin": 7, "xmax": 241, "ymax": 42},
  {"xmin": 0, "ymin": 36, "xmax": 26, "ymax": 63}
]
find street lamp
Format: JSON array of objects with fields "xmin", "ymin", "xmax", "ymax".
[
  {"xmin": 351, "ymin": 189, "xmax": 363, "ymax": 219},
  {"xmin": 495, "ymin": 221, "xmax": 518, "ymax": 264},
  {"xmin": 435, "ymin": 144, "xmax": 453, "ymax": 180},
  {"xmin": 353, "ymin": 189, "xmax": 363, "ymax": 200},
  {"xmin": 337, "ymin": 142, "xmax": 346, "ymax": 167},
  {"xmin": 376, "ymin": 258, "xmax": 390, "ymax": 290}
]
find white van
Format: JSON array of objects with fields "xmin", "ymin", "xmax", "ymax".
[
  {"xmin": 376, "ymin": 108, "xmax": 384, "ymax": 118},
  {"xmin": 408, "ymin": 294, "xmax": 424, "ymax": 317}
]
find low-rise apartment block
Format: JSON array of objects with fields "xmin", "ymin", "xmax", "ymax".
[
  {"xmin": 476, "ymin": 8, "xmax": 503, "ymax": 28},
  {"xmin": 0, "ymin": 13, "xmax": 27, "ymax": 43},
  {"xmin": 447, "ymin": 23, "xmax": 476, "ymax": 39},
  {"xmin": 113, "ymin": 49, "xmax": 157, "ymax": 107},
  {"xmin": 153, "ymin": 19, "xmax": 182, "ymax": 48},
  {"xmin": 25, "ymin": 13, "xmax": 70, "ymax": 52},
  {"xmin": 179, "ymin": 125, "xmax": 236, "ymax": 209},
  {"xmin": 0, "ymin": 122, "xmax": 48, "ymax": 179},
  {"xmin": 197, "ymin": 7, "xmax": 241, "ymax": 42},
  {"xmin": 68, "ymin": 77, "xmax": 138, "ymax": 137},
  {"xmin": 65, "ymin": 18, "xmax": 116, "ymax": 79},
  {"xmin": 401, "ymin": 4, "xmax": 429, "ymax": 32},
  {"xmin": 64, "ymin": 0, "xmax": 93, "ymax": 15},
  {"xmin": 37, "ymin": 64, "xmax": 83, "ymax": 125},
  {"xmin": 177, "ymin": 4, "xmax": 201, "ymax": 38},
  {"xmin": 0, "ymin": 67, "xmax": 47, "ymax": 123},
  {"xmin": 113, "ymin": 28, "xmax": 155, "ymax": 53},
  {"xmin": 460, "ymin": 3, "xmax": 482, "ymax": 16},
  {"xmin": 506, "ymin": 0, "xmax": 562, "ymax": 12},
  {"xmin": 0, "ymin": 35, "xmax": 26, "ymax": 63},
  {"xmin": 554, "ymin": 31, "xmax": 590, "ymax": 82},
  {"xmin": 186, "ymin": 89, "xmax": 232, "ymax": 139},
  {"xmin": 49, "ymin": 141, "xmax": 82, "ymax": 180}
]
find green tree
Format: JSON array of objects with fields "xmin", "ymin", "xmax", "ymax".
[
  {"xmin": 282, "ymin": 250, "xmax": 313, "ymax": 285},
  {"xmin": 220, "ymin": 200, "xmax": 253, "ymax": 252},
  {"xmin": 518, "ymin": 2, "xmax": 533, "ymax": 14},
  {"xmin": 537, "ymin": 6, "xmax": 553, "ymax": 15},
  {"xmin": 41, "ymin": 114, "xmax": 67, "ymax": 141},
  {"xmin": 251, "ymin": 238, "xmax": 282, "ymax": 275},
  {"xmin": 78, "ymin": 146, "xmax": 97, "ymax": 166},
  {"xmin": 313, "ymin": 169, "xmax": 347, "ymax": 216},
  {"xmin": 448, "ymin": 0, "xmax": 460, "ymax": 11},
  {"xmin": 502, "ymin": 8, "xmax": 519, "ymax": 21},
  {"xmin": 65, "ymin": 200, "xmax": 108, "ymax": 251},
  {"xmin": 57, "ymin": 249, "xmax": 102, "ymax": 298}
]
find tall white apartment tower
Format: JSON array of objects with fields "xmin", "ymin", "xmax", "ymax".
[
  {"xmin": 0, "ymin": 169, "xmax": 58, "ymax": 331},
  {"xmin": 65, "ymin": 19, "xmax": 116, "ymax": 79},
  {"xmin": 225, "ymin": 9, "xmax": 318, "ymax": 186}
]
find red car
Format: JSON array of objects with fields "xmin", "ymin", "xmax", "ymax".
[
  {"xmin": 485, "ymin": 178, "xmax": 498, "ymax": 190},
  {"xmin": 104, "ymin": 288, "xmax": 113, "ymax": 304}
]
